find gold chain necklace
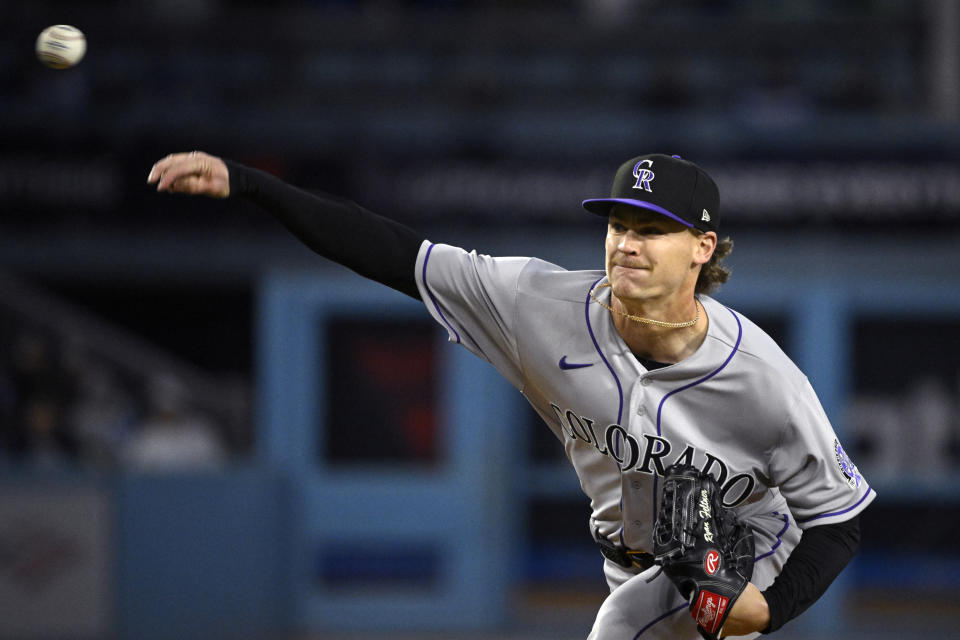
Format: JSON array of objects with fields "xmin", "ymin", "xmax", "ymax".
[{"xmin": 589, "ymin": 283, "xmax": 700, "ymax": 329}]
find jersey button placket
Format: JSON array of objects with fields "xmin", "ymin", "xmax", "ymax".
[{"xmin": 636, "ymin": 377, "xmax": 652, "ymax": 418}]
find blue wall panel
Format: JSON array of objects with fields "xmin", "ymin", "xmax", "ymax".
[{"xmin": 116, "ymin": 470, "xmax": 286, "ymax": 640}]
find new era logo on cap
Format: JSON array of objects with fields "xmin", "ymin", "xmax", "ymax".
[{"xmin": 582, "ymin": 154, "xmax": 720, "ymax": 233}]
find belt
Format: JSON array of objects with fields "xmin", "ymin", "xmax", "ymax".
[{"xmin": 595, "ymin": 535, "xmax": 656, "ymax": 571}]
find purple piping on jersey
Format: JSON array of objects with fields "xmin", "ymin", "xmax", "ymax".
[
  {"xmin": 651, "ymin": 305, "xmax": 743, "ymax": 523},
  {"xmin": 655, "ymin": 306, "xmax": 743, "ymax": 436},
  {"xmin": 421, "ymin": 243, "xmax": 461, "ymax": 344},
  {"xmin": 796, "ymin": 486, "xmax": 874, "ymax": 524},
  {"xmin": 585, "ymin": 276, "xmax": 627, "ymax": 546},
  {"xmin": 584, "ymin": 276, "xmax": 625, "ymax": 426},
  {"xmin": 632, "ymin": 602, "xmax": 689, "ymax": 639},
  {"xmin": 755, "ymin": 513, "xmax": 791, "ymax": 562}
]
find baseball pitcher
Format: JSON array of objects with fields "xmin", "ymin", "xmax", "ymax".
[{"xmin": 148, "ymin": 151, "xmax": 874, "ymax": 638}]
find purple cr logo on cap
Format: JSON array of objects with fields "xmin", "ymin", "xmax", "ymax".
[{"xmin": 632, "ymin": 159, "xmax": 655, "ymax": 193}]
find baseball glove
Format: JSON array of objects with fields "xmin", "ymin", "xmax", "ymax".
[{"xmin": 652, "ymin": 463, "xmax": 756, "ymax": 640}]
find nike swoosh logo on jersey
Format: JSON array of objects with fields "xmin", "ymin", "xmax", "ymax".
[{"xmin": 559, "ymin": 356, "xmax": 593, "ymax": 370}]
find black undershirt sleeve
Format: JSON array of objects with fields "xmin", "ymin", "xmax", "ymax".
[
  {"xmin": 226, "ymin": 160, "xmax": 424, "ymax": 299},
  {"xmin": 761, "ymin": 515, "xmax": 861, "ymax": 633}
]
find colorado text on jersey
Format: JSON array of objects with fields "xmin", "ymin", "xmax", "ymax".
[{"xmin": 549, "ymin": 402, "xmax": 756, "ymax": 507}]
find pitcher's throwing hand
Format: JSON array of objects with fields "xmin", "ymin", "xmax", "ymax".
[{"xmin": 147, "ymin": 151, "xmax": 230, "ymax": 198}]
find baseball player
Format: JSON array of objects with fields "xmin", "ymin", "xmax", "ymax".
[{"xmin": 148, "ymin": 151, "xmax": 874, "ymax": 638}]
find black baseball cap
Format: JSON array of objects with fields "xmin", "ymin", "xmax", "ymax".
[{"xmin": 582, "ymin": 154, "xmax": 720, "ymax": 233}]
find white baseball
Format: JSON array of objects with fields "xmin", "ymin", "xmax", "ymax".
[{"xmin": 36, "ymin": 24, "xmax": 86, "ymax": 69}]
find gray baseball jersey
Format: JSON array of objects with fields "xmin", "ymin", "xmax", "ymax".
[{"xmin": 414, "ymin": 241, "xmax": 875, "ymax": 639}]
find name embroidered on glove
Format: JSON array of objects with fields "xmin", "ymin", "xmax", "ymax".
[{"xmin": 698, "ymin": 489, "xmax": 712, "ymax": 518}]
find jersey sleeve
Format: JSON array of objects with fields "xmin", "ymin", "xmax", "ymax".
[
  {"xmin": 769, "ymin": 378, "xmax": 876, "ymax": 529},
  {"xmin": 414, "ymin": 241, "xmax": 528, "ymax": 389}
]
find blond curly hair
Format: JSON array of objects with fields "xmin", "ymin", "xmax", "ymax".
[{"xmin": 695, "ymin": 236, "xmax": 733, "ymax": 294}]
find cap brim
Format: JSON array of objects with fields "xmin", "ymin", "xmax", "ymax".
[{"xmin": 581, "ymin": 198, "xmax": 693, "ymax": 228}]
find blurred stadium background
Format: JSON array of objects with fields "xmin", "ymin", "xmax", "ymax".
[{"xmin": 1, "ymin": 0, "xmax": 959, "ymax": 638}]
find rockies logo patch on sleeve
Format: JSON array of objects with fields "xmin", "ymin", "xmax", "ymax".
[{"xmin": 834, "ymin": 438, "xmax": 863, "ymax": 488}]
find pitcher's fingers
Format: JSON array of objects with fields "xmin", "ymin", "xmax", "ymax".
[
  {"xmin": 154, "ymin": 157, "xmax": 212, "ymax": 192},
  {"xmin": 148, "ymin": 151, "xmax": 211, "ymax": 185},
  {"xmin": 168, "ymin": 174, "xmax": 205, "ymax": 194},
  {"xmin": 147, "ymin": 152, "xmax": 191, "ymax": 183},
  {"xmin": 171, "ymin": 173, "xmax": 223, "ymax": 196}
]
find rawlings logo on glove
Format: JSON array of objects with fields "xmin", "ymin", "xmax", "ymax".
[
  {"xmin": 704, "ymin": 550, "xmax": 720, "ymax": 575},
  {"xmin": 694, "ymin": 589, "xmax": 729, "ymax": 635},
  {"xmin": 653, "ymin": 463, "xmax": 756, "ymax": 640}
]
